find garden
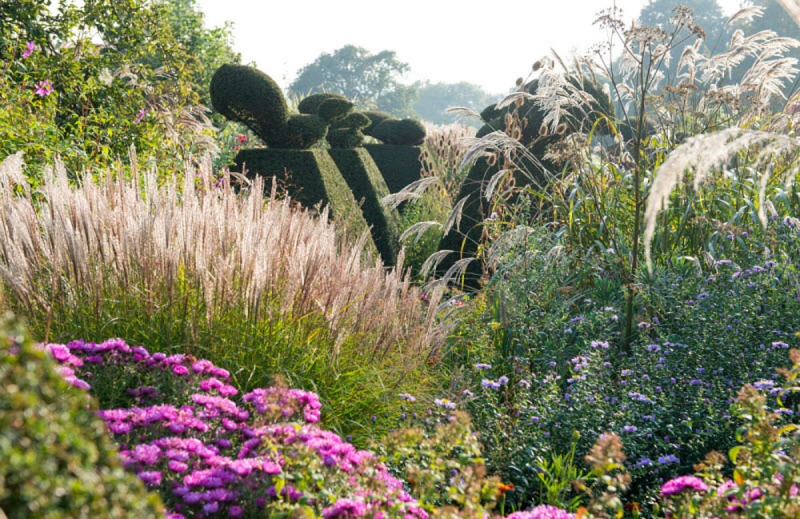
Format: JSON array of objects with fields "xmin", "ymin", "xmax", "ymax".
[{"xmin": 5, "ymin": 1, "xmax": 800, "ymax": 518}]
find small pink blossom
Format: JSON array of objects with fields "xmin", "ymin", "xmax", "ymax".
[
  {"xmin": 22, "ymin": 41, "xmax": 35, "ymax": 59},
  {"xmin": 135, "ymin": 108, "xmax": 146, "ymax": 124},
  {"xmin": 34, "ymin": 80, "xmax": 53, "ymax": 97}
]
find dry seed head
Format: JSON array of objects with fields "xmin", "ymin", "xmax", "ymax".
[
  {"xmin": 556, "ymin": 122, "xmax": 568, "ymax": 135},
  {"xmin": 532, "ymin": 61, "xmax": 541, "ymax": 72},
  {"xmin": 539, "ymin": 123, "xmax": 549, "ymax": 137},
  {"xmin": 516, "ymin": 77, "xmax": 524, "ymax": 87}
]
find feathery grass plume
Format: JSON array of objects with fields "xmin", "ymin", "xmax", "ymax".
[
  {"xmin": 643, "ymin": 128, "xmax": 800, "ymax": 272},
  {"xmin": 444, "ymin": 107, "xmax": 482, "ymax": 120},
  {"xmin": 419, "ymin": 249, "xmax": 454, "ymax": 279},
  {"xmin": 420, "ymin": 122, "xmax": 476, "ymax": 201},
  {"xmin": 484, "ymin": 169, "xmax": 512, "ymax": 202},
  {"xmin": 442, "ymin": 196, "xmax": 469, "ymax": 237},
  {"xmin": 0, "ymin": 153, "xmax": 449, "ymax": 434},
  {"xmin": 726, "ymin": 6, "xmax": 764, "ymax": 26},
  {"xmin": 399, "ymin": 221, "xmax": 443, "ymax": 245}
]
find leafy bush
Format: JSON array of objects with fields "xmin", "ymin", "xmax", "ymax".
[
  {"xmin": 0, "ymin": 0, "xmax": 225, "ymax": 177},
  {"xmin": 0, "ymin": 315, "xmax": 164, "ymax": 518},
  {"xmin": 362, "ymin": 111, "xmax": 394, "ymax": 136},
  {"xmin": 371, "ymin": 119, "xmax": 427, "ymax": 146},
  {"xmin": 298, "ymin": 93, "xmax": 349, "ymax": 116},
  {"xmin": 451, "ymin": 219, "xmax": 800, "ymax": 509}
]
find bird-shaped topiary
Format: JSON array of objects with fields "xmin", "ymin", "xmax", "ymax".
[
  {"xmin": 370, "ymin": 118, "xmax": 426, "ymax": 146},
  {"xmin": 210, "ymin": 64, "xmax": 327, "ymax": 149}
]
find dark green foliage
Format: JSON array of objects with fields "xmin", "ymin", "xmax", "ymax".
[
  {"xmin": 479, "ymin": 103, "xmax": 503, "ymax": 123},
  {"xmin": 362, "ymin": 111, "xmax": 394, "ymax": 136},
  {"xmin": 328, "ymin": 149, "xmax": 403, "ymax": 265},
  {"xmin": 371, "ymin": 118, "xmax": 427, "ymax": 145},
  {"xmin": 436, "ymin": 76, "xmax": 614, "ymax": 287},
  {"xmin": 0, "ymin": 315, "xmax": 164, "ymax": 519},
  {"xmin": 335, "ymin": 112, "xmax": 371, "ymax": 130},
  {"xmin": 318, "ymin": 97, "xmax": 355, "ymax": 124},
  {"xmin": 233, "ymin": 148, "xmax": 377, "ymax": 255},
  {"xmin": 363, "ymin": 144, "xmax": 423, "ymax": 194},
  {"xmin": 328, "ymin": 128, "xmax": 365, "ymax": 149},
  {"xmin": 285, "ymin": 114, "xmax": 329, "ymax": 149},
  {"xmin": 297, "ymin": 92, "xmax": 349, "ymax": 115},
  {"xmin": 210, "ymin": 64, "xmax": 289, "ymax": 147},
  {"xmin": 476, "ymin": 117, "xmax": 503, "ymax": 138}
]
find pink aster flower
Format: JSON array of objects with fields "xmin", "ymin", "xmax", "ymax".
[
  {"xmin": 506, "ymin": 505, "xmax": 575, "ymax": 519},
  {"xmin": 322, "ymin": 498, "xmax": 367, "ymax": 518},
  {"xmin": 34, "ymin": 80, "xmax": 53, "ymax": 97},
  {"xmin": 135, "ymin": 108, "xmax": 146, "ymax": 124},
  {"xmin": 22, "ymin": 41, "xmax": 35, "ymax": 59},
  {"xmin": 661, "ymin": 475, "xmax": 709, "ymax": 496}
]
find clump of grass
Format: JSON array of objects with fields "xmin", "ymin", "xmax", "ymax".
[
  {"xmin": 391, "ymin": 123, "xmax": 475, "ymax": 279},
  {"xmin": 0, "ymin": 151, "xmax": 448, "ymax": 439}
]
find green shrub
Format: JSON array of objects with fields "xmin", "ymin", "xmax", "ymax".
[
  {"xmin": 318, "ymin": 97, "xmax": 355, "ymax": 124},
  {"xmin": 0, "ymin": 314, "xmax": 164, "ymax": 519},
  {"xmin": 297, "ymin": 92, "xmax": 349, "ymax": 115},
  {"xmin": 210, "ymin": 63, "xmax": 290, "ymax": 148},
  {"xmin": 363, "ymin": 144, "xmax": 424, "ymax": 194},
  {"xmin": 362, "ymin": 110, "xmax": 395, "ymax": 136},
  {"xmin": 371, "ymin": 118, "xmax": 427, "ymax": 146},
  {"xmin": 285, "ymin": 113, "xmax": 329, "ymax": 149},
  {"xmin": 328, "ymin": 148, "xmax": 403, "ymax": 265},
  {"xmin": 335, "ymin": 111, "xmax": 371, "ymax": 131},
  {"xmin": 327, "ymin": 127, "xmax": 365, "ymax": 149}
]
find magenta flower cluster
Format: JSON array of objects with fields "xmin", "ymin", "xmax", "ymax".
[
  {"xmin": 660, "ymin": 475, "xmax": 709, "ymax": 496},
  {"xmin": 42, "ymin": 338, "xmax": 429, "ymax": 519},
  {"xmin": 506, "ymin": 505, "xmax": 575, "ymax": 519}
]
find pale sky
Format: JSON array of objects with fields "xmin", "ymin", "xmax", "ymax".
[{"xmin": 196, "ymin": 0, "xmax": 743, "ymax": 95}]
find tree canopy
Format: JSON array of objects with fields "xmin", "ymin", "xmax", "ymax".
[
  {"xmin": 289, "ymin": 45, "xmax": 417, "ymax": 118},
  {"xmin": 0, "ymin": 0, "xmax": 240, "ymax": 176},
  {"xmin": 412, "ymin": 81, "xmax": 496, "ymax": 126}
]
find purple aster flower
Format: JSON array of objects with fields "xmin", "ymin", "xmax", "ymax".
[
  {"xmin": 474, "ymin": 363, "xmax": 492, "ymax": 370},
  {"xmin": 434, "ymin": 398, "xmax": 456, "ymax": 409},
  {"xmin": 229, "ymin": 506, "xmax": 244, "ymax": 518},
  {"xmin": 591, "ymin": 340, "xmax": 610, "ymax": 349},
  {"xmin": 661, "ymin": 475, "xmax": 709, "ymax": 496},
  {"xmin": 138, "ymin": 470, "xmax": 162, "ymax": 486},
  {"xmin": 399, "ymin": 393, "xmax": 417, "ymax": 402},
  {"xmin": 623, "ymin": 425, "xmax": 637, "ymax": 433}
]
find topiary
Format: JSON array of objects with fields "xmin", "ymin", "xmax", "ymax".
[
  {"xmin": 0, "ymin": 314, "xmax": 165, "ymax": 519},
  {"xmin": 327, "ymin": 128, "xmax": 365, "ymax": 149},
  {"xmin": 298, "ymin": 93, "xmax": 349, "ymax": 116},
  {"xmin": 318, "ymin": 97, "xmax": 354, "ymax": 125},
  {"xmin": 370, "ymin": 118, "xmax": 427, "ymax": 145},
  {"xmin": 334, "ymin": 111, "xmax": 371, "ymax": 131},
  {"xmin": 210, "ymin": 63, "xmax": 290, "ymax": 148},
  {"xmin": 285, "ymin": 113, "xmax": 329, "ymax": 149},
  {"xmin": 361, "ymin": 111, "xmax": 394, "ymax": 136}
]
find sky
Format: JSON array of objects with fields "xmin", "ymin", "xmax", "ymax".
[{"xmin": 195, "ymin": 0, "xmax": 744, "ymax": 95}]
